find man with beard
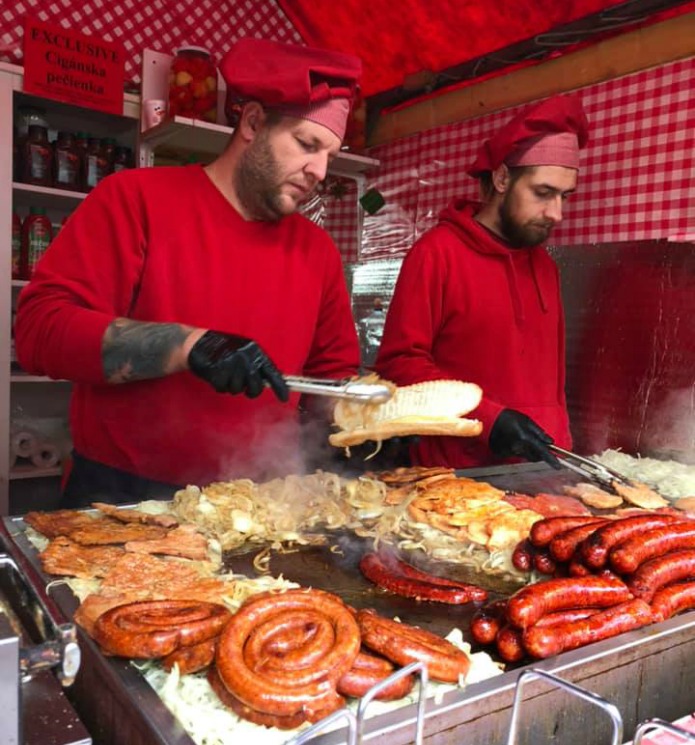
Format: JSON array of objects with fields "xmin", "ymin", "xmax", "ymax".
[
  {"xmin": 375, "ymin": 95, "xmax": 590, "ymax": 468},
  {"xmin": 15, "ymin": 38, "xmax": 362, "ymax": 505}
]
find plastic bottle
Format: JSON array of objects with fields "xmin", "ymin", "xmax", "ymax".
[
  {"xmin": 112, "ymin": 145, "xmax": 134, "ymax": 172},
  {"xmin": 11, "ymin": 211, "xmax": 22, "ymax": 280},
  {"xmin": 53, "ymin": 131, "xmax": 81, "ymax": 190},
  {"xmin": 20, "ymin": 125, "xmax": 53, "ymax": 186},
  {"xmin": 21, "ymin": 206, "xmax": 53, "ymax": 280}
]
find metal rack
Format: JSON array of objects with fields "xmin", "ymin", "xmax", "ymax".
[{"xmin": 285, "ymin": 661, "xmax": 429, "ymax": 745}]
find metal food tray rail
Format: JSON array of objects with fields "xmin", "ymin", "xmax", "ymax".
[
  {"xmin": 285, "ymin": 662, "xmax": 429, "ymax": 745},
  {"xmin": 506, "ymin": 669, "xmax": 624, "ymax": 745},
  {"xmin": 632, "ymin": 719, "xmax": 695, "ymax": 744}
]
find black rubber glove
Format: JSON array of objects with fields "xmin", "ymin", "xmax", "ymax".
[
  {"xmin": 488, "ymin": 408, "xmax": 561, "ymax": 469},
  {"xmin": 188, "ymin": 331, "xmax": 289, "ymax": 402}
]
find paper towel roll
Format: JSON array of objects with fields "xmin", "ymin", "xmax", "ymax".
[
  {"xmin": 31, "ymin": 443, "xmax": 61, "ymax": 470},
  {"xmin": 11, "ymin": 429, "xmax": 39, "ymax": 458}
]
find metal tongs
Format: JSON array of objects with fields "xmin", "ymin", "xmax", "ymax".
[
  {"xmin": 284, "ymin": 375, "xmax": 393, "ymax": 404},
  {"xmin": 548, "ymin": 444, "xmax": 633, "ymax": 491}
]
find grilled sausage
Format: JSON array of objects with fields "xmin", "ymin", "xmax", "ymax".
[
  {"xmin": 162, "ymin": 637, "xmax": 216, "ymax": 675},
  {"xmin": 357, "ymin": 609, "xmax": 470, "ymax": 683},
  {"xmin": 359, "ymin": 552, "xmax": 487, "ymax": 604},
  {"xmin": 337, "ymin": 651, "xmax": 414, "ymax": 701},
  {"xmin": 506, "ymin": 576, "xmax": 632, "ymax": 630},
  {"xmin": 496, "ymin": 624, "xmax": 525, "ymax": 663},
  {"xmin": 523, "ymin": 599, "xmax": 653, "ymax": 659},
  {"xmin": 626, "ymin": 549, "xmax": 695, "ymax": 602},
  {"xmin": 533, "ymin": 547, "xmax": 557, "ymax": 575},
  {"xmin": 512, "ymin": 539, "xmax": 535, "ymax": 572},
  {"xmin": 93, "ymin": 599, "xmax": 230, "ymax": 659},
  {"xmin": 549, "ymin": 520, "xmax": 610, "ymax": 563},
  {"xmin": 207, "ymin": 665, "xmax": 317, "ymax": 730},
  {"xmin": 530, "ymin": 517, "xmax": 607, "ymax": 548},
  {"xmin": 216, "ymin": 589, "xmax": 360, "ymax": 718},
  {"xmin": 609, "ymin": 523, "xmax": 695, "ymax": 574},
  {"xmin": 470, "ymin": 600, "xmax": 508, "ymax": 645},
  {"xmin": 650, "ymin": 580, "xmax": 695, "ymax": 622},
  {"xmin": 581, "ymin": 515, "xmax": 686, "ymax": 569}
]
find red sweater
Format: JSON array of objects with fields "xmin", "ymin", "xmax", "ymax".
[
  {"xmin": 15, "ymin": 165, "xmax": 359, "ymax": 484},
  {"xmin": 375, "ymin": 199, "xmax": 571, "ymax": 467}
]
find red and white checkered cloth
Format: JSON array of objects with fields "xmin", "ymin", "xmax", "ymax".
[
  {"xmin": 343, "ymin": 57, "xmax": 694, "ymax": 262},
  {"xmin": 0, "ymin": 0, "xmax": 302, "ymax": 85}
]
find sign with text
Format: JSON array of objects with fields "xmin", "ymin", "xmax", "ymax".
[{"xmin": 23, "ymin": 17, "xmax": 125, "ymax": 115}]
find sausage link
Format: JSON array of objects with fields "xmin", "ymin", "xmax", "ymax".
[
  {"xmin": 533, "ymin": 548, "xmax": 557, "ymax": 575},
  {"xmin": 626, "ymin": 549, "xmax": 695, "ymax": 602},
  {"xmin": 650, "ymin": 581, "xmax": 695, "ymax": 622},
  {"xmin": 360, "ymin": 552, "xmax": 487, "ymax": 604},
  {"xmin": 506, "ymin": 576, "xmax": 632, "ymax": 630},
  {"xmin": 337, "ymin": 651, "xmax": 414, "ymax": 701},
  {"xmin": 535, "ymin": 608, "xmax": 600, "ymax": 626},
  {"xmin": 512, "ymin": 540, "xmax": 534, "ymax": 572},
  {"xmin": 216, "ymin": 589, "xmax": 360, "ymax": 718},
  {"xmin": 581, "ymin": 515, "xmax": 686, "ymax": 569},
  {"xmin": 93, "ymin": 599, "xmax": 230, "ymax": 659},
  {"xmin": 470, "ymin": 600, "xmax": 508, "ymax": 645},
  {"xmin": 357, "ymin": 609, "xmax": 470, "ymax": 683},
  {"xmin": 549, "ymin": 521, "xmax": 610, "ymax": 562},
  {"xmin": 162, "ymin": 637, "xmax": 216, "ymax": 675},
  {"xmin": 207, "ymin": 665, "xmax": 325, "ymax": 729},
  {"xmin": 568, "ymin": 556, "xmax": 592, "ymax": 577},
  {"xmin": 522, "ymin": 599, "xmax": 653, "ymax": 659},
  {"xmin": 496, "ymin": 624, "xmax": 525, "ymax": 663},
  {"xmin": 530, "ymin": 517, "xmax": 606, "ymax": 548},
  {"xmin": 610, "ymin": 523, "xmax": 695, "ymax": 575}
]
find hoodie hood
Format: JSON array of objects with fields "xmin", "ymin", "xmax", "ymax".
[{"xmin": 437, "ymin": 198, "xmax": 551, "ymax": 324}]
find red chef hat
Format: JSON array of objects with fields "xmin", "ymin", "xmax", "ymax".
[
  {"xmin": 219, "ymin": 38, "xmax": 361, "ymax": 140},
  {"xmin": 468, "ymin": 94, "xmax": 589, "ymax": 177}
]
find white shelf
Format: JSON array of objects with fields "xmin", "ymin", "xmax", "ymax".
[
  {"xmin": 140, "ymin": 116, "xmax": 380, "ymax": 174},
  {"xmin": 10, "ymin": 373, "xmax": 69, "ymax": 383},
  {"xmin": 10, "ymin": 464, "xmax": 62, "ymax": 480},
  {"xmin": 11, "ymin": 280, "xmax": 28, "ymax": 288},
  {"xmin": 13, "ymin": 182, "xmax": 86, "ymax": 211}
]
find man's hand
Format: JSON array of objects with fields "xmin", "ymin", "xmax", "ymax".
[
  {"xmin": 489, "ymin": 409, "xmax": 561, "ymax": 468},
  {"xmin": 188, "ymin": 331, "xmax": 289, "ymax": 402}
]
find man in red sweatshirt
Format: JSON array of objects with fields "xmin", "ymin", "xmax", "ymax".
[
  {"xmin": 15, "ymin": 39, "xmax": 362, "ymax": 505},
  {"xmin": 376, "ymin": 95, "xmax": 590, "ymax": 468}
]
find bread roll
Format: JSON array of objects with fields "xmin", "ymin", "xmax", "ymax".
[{"xmin": 329, "ymin": 379, "xmax": 483, "ymax": 447}]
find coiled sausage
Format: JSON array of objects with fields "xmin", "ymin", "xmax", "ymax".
[{"xmin": 93, "ymin": 599, "xmax": 230, "ymax": 659}]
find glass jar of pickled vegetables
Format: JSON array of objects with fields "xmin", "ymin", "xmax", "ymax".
[{"xmin": 168, "ymin": 46, "xmax": 218, "ymax": 122}]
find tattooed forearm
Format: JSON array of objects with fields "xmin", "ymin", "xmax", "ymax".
[{"xmin": 102, "ymin": 318, "xmax": 194, "ymax": 383}]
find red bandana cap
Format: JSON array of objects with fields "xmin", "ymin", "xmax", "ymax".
[
  {"xmin": 467, "ymin": 94, "xmax": 589, "ymax": 177},
  {"xmin": 219, "ymin": 38, "xmax": 362, "ymax": 140}
]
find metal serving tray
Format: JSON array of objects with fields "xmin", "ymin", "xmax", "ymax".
[{"xmin": 3, "ymin": 464, "xmax": 695, "ymax": 745}]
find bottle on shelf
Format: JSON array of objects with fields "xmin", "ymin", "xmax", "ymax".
[
  {"xmin": 100, "ymin": 137, "xmax": 118, "ymax": 174},
  {"xmin": 20, "ymin": 124, "xmax": 53, "ymax": 187},
  {"xmin": 83, "ymin": 137, "xmax": 110, "ymax": 191},
  {"xmin": 11, "ymin": 211, "xmax": 22, "ymax": 280},
  {"xmin": 112, "ymin": 145, "xmax": 134, "ymax": 172},
  {"xmin": 53, "ymin": 131, "xmax": 81, "ymax": 191},
  {"xmin": 21, "ymin": 206, "xmax": 53, "ymax": 280}
]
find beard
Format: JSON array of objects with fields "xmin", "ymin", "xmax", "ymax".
[
  {"xmin": 498, "ymin": 192, "xmax": 554, "ymax": 248},
  {"xmin": 233, "ymin": 131, "xmax": 286, "ymax": 222}
]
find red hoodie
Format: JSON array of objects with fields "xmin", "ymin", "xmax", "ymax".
[{"xmin": 375, "ymin": 199, "xmax": 571, "ymax": 467}]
